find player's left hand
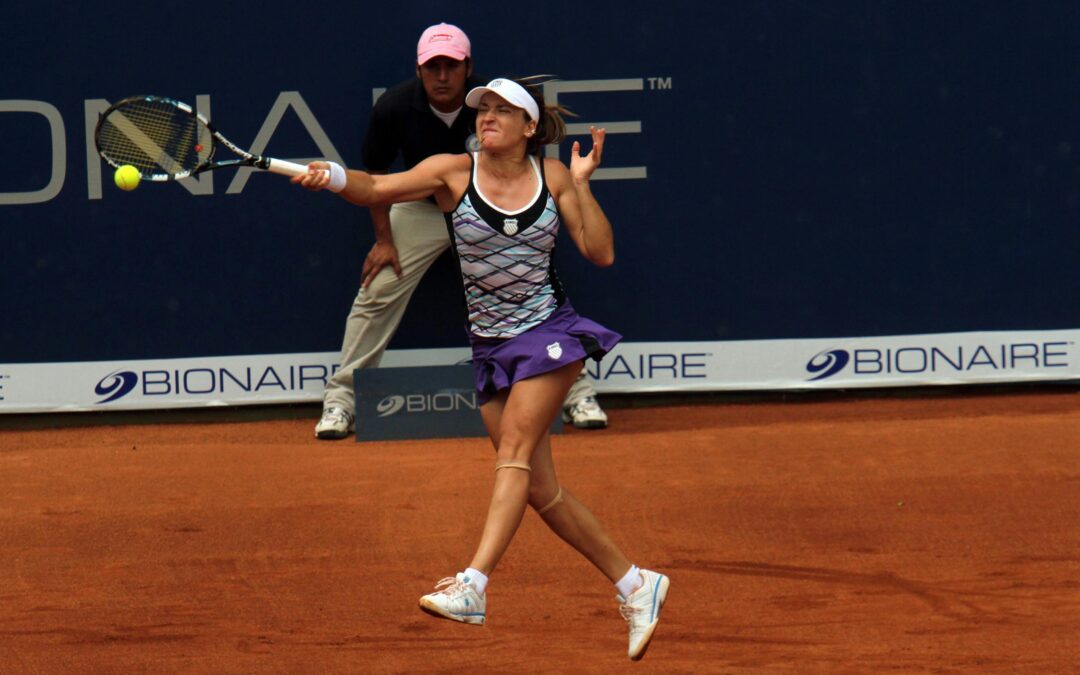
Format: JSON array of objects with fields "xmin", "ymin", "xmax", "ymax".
[{"xmin": 569, "ymin": 126, "xmax": 605, "ymax": 185}]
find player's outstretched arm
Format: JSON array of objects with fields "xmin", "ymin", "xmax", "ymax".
[{"xmin": 292, "ymin": 155, "xmax": 464, "ymax": 208}]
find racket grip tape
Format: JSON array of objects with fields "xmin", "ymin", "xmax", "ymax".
[{"xmin": 265, "ymin": 158, "xmax": 327, "ymax": 178}]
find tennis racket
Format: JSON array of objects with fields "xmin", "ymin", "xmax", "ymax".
[{"xmin": 94, "ymin": 95, "xmax": 317, "ymax": 182}]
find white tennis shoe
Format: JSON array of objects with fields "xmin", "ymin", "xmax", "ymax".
[
  {"xmin": 419, "ymin": 573, "xmax": 486, "ymax": 625},
  {"xmin": 618, "ymin": 569, "xmax": 669, "ymax": 660},
  {"xmin": 314, "ymin": 407, "xmax": 353, "ymax": 440},
  {"xmin": 562, "ymin": 396, "xmax": 608, "ymax": 429}
]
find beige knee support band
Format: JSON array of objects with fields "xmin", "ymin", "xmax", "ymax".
[
  {"xmin": 495, "ymin": 461, "xmax": 532, "ymax": 473},
  {"xmin": 536, "ymin": 485, "xmax": 563, "ymax": 515}
]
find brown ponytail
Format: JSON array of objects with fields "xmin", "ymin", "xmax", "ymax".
[{"xmin": 515, "ymin": 77, "xmax": 576, "ymax": 156}]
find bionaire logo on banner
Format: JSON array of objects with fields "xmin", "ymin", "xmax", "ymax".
[
  {"xmin": 806, "ymin": 350, "xmax": 850, "ymax": 381},
  {"xmin": 93, "ymin": 363, "xmax": 333, "ymax": 404},
  {"xmin": 806, "ymin": 339, "xmax": 1072, "ymax": 381},
  {"xmin": 95, "ymin": 371, "xmax": 139, "ymax": 403},
  {"xmin": 375, "ymin": 392, "xmax": 478, "ymax": 417}
]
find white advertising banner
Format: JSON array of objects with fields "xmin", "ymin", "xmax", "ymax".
[
  {"xmin": 2, "ymin": 330, "xmax": 1077, "ymax": 414},
  {"xmin": 587, "ymin": 330, "xmax": 1079, "ymax": 392}
]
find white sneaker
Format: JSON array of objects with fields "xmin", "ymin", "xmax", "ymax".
[
  {"xmin": 618, "ymin": 569, "xmax": 669, "ymax": 660},
  {"xmin": 314, "ymin": 406, "xmax": 353, "ymax": 440},
  {"xmin": 562, "ymin": 396, "xmax": 609, "ymax": 429},
  {"xmin": 419, "ymin": 573, "xmax": 486, "ymax": 625}
]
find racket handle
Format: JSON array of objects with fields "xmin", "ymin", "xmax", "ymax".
[{"xmin": 265, "ymin": 158, "xmax": 327, "ymax": 178}]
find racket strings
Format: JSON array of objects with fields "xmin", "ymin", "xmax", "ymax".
[{"xmin": 97, "ymin": 100, "xmax": 212, "ymax": 177}]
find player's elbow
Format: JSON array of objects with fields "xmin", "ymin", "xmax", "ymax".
[{"xmin": 591, "ymin": 248, "xmax": 615, "ymax": 267}]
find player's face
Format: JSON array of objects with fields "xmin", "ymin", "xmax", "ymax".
[
  {"xmin": 417, "ymin": 57, "xmax": 471, "ymax": 112},
  {"xmin": 476, "ymin": 92, "xmax": 536, "ymax": 151}
]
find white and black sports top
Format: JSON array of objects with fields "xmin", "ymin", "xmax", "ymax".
[{"xmin": 445, "ymin": 153, "xmax": 566, "ymax": 338}]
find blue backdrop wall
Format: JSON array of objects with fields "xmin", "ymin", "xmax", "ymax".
[{"xmin": 4, "ymin": 1, "xmax": 1079, "ymax": 366}]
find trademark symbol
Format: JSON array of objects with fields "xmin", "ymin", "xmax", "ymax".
[{"xmin": 648, "ymin": 77, "xmax": 673, "ymax": 90}]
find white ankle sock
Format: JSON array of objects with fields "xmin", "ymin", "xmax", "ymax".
[
  {"xmin": 615, "ymin": 565, "xmax": 642, "ymax": 597},
  {"xmin": 464, "ymin": 568, "xmax": 488, "ymax": 594}
]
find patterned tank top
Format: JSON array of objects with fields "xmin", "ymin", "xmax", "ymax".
[{"xmin": 445, "ymin": 153, "xmax": 564, "ymax": 338}]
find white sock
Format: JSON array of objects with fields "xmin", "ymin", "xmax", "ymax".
[
  {"xmin": 463, "ymin": 568, "xmax": 488, "ymax": 595},
  {"xmin": 615, "ymin": 565, "xmax": 642, "ymax": 597}
]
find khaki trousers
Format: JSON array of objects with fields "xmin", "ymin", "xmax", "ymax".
[{"xmin": 323, "ymin": 200, "xmax": 451, "ymax": 411}]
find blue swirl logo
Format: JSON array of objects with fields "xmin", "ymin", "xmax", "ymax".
[
  {"xmin": 806, "ymin": 349, "xmax": 850, "ymax": 381},
  {"xmin": 95, "ymin": 370, "xmax": 138, "ymax": 403},
  {"xmin": 376, "ymin": 395, "xmax": 405, "ymax": 417}
]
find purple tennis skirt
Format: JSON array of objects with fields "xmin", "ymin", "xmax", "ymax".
[{"xmin": 468, "ymin": 301, "xmax": 622, "ymax": 404}]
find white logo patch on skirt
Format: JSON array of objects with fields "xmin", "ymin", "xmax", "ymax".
[{"xmin": 546, "ymin": 341, "xmax": 563, "ymax": 360}]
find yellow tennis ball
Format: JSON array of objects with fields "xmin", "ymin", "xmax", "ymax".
[{"xmin": 114, "ymin": 165, "xmax": 140, "ymax": 191}]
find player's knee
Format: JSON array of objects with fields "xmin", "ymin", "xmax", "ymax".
[
  {"xmin": 497, "ymin": 416, "xmax": 548, "ymax": 449},
  {"xmin": 527, "ymin": 481, "xmax": 547, "ymax": 506},
  {"xmin": 531, "ymin": 484, "xmax": 563, "ymax": 515},
  {"xmin": 493, "ymin": 429, "xmax": 533, "ymax": 460}
]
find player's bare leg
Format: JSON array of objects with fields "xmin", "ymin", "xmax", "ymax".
[
  {"xmin": 468, "ymin": 360, "xmax": 583, "ymax": 574},
  {"xmin": 528, "ymin": 434, "xmax": 633, "ymax": 582},
  {"xmin": 474, "ymin": 364, "xmax": 669, "ymax": 659},
  {"xmin": 419, "ymin": 361, "xmax": 580, "ymax": 625},
  {"xmin": 529, "ymin": 435, "xmax": 670, "ymax": 658},
  {"xmin": 473, "ymin": 366, "xmax": 632, "ymax": 581}
]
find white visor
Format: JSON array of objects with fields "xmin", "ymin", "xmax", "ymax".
[{"xmin": 465, "ymin": 78, "xmax": 540, "ymax": 122}]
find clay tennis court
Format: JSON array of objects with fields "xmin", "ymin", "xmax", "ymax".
[{"xmin": 2, "ymin": 388, "xmax": 1078, "ymax": 673}]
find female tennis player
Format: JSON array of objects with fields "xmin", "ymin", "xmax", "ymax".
[{"xmin": 293, "ymin": 77, "xmax": 668, "ymax": 660}]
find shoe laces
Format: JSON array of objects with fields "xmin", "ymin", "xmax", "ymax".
[
  {"xmin": 619, "ymin": 601, "xmax": 641, "ymax": 623},
  {"xmin": 433, "ymin": 576, "xmax": 473, "ymax": 599},
  {"xmin": 322, "ymin": 407, "xmax": 350, "ymax": 423},
  {"xmin": 567, "ymin": 397, "xmax": 600, "ymax": 415},
  {"xmin": 579, "ymin": 397, "xmax": 601, "ymax": 411}
]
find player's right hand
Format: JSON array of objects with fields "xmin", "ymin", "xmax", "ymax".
[
  {"xmin": 292, "ymin": 161, "xmax": 331, "ymax": 191},
  {"xmin": 361, "ymin": 240, "xmax": 403, "ymax": 288}
]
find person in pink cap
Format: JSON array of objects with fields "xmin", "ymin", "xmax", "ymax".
[
  {"xmin": 293, "ymin": 77, "xmax": 669, "ymax": 661},
  {"xmin": 314, "ymin": 23, "xmax": 610, "ymax": 441}
]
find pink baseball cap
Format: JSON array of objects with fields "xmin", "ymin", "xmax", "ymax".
[{"xmin": 417, "ymin": 23, "xmax": 471, "ymax": 65}]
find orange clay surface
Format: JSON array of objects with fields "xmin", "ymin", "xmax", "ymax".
[{"xmin": 1, "ymin": 391, "xmax": 1079, "ymax": 673}]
